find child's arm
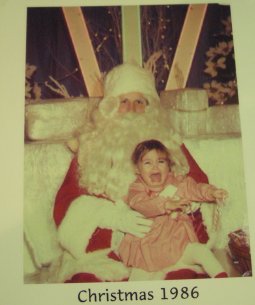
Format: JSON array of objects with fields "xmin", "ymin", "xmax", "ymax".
[
  {"xmin": 176, "ymin": 176, "xmax": 228, "ymax": 203},
  {"xmin": 127, "ymin": 188, "xmax": 170, "ymax": 218}
]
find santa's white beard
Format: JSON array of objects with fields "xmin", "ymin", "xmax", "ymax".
[{"xmin": 77, "ymin": 107, "xmax": 189, "ymax": 201}]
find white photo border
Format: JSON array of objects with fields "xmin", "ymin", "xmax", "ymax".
[{"xmin": 0, "ymin": 1, "xmax": 255, "ymax": 305}]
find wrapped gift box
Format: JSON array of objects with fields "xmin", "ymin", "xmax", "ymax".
[{"xmin": 228, "ymin": 229, "xmax": 252, "ymax": 275}]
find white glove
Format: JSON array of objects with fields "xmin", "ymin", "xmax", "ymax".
[{"xmin": 100, "ymin": 202, "xmax": 153, "ymax": 238}]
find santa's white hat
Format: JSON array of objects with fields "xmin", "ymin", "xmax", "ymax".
[{"xmin": 99, "ymin": 63, "xmax": 160, "ymax": 118}]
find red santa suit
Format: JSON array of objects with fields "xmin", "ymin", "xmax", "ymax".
[{"xmin": 53, "ymin": 63, "xmax": 210, "ymax": 282}]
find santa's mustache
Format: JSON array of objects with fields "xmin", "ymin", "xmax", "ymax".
[{"xmin": 94, "ymin": 108, "xmax": 161, "ymax": 134}]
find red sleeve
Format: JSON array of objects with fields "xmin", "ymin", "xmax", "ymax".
[
  {"xmin": 176, "ymin": 176, "xmax": 216, "ymax": 202},
  {"xmin": 126, "ymin": 180, "xmax": 168, "ymax": 218},
  {"xmin": 128, "ymin": 191, "xmax": 168, "ymax": 218},
  {"xmin": 53, "ymin": 157, "xmax": 87, "ymax": 227},
  {"xmin": 181, "ymin": 143, "xmax": 209, "ymax": 184}
]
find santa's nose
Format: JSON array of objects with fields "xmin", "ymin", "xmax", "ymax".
[{"xmin": 127, "ymin": 101, "xmax": 135, "ymax": 112}]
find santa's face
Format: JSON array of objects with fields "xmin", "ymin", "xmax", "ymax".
[
  {"xmin": 136, "ymin": 149, "xmax": 170, "ymax": 192},
  {"xmin": 118, "ymin": 92, "xmax": 148, "ymax": 113}
]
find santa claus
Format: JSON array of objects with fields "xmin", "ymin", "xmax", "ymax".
[{"xmin": 52, "ymin": 63, "xmax": 209, "ymax": 283}]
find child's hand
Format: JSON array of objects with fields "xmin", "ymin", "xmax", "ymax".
[
  {"xmin": 213, "ymin": 188, "xmax": 228, "ymax": 203},
  {"xmin": 165, "ymin": 198, "xmax": 188, "ymax": 214}
]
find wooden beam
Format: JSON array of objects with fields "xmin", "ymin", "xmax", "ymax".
[
  {"xmin": 62, "ymin": 7, "xmax": 103, "ymax": 97},
  {"xmin": 121, "ymin": 6, "xmax": 142, "ymax": 65},
  {"xmin": 165, "ymin": 4, "xmax": 208, "ymax": 90}
]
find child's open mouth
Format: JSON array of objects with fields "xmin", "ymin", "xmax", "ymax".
[{"xmin": 150, "ymin": 173, "xmax": 162, "ymax": 182}]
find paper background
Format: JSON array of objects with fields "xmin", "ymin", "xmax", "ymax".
[{"xmin": 0, "ymin": 0, "xmax": 254, "ymax": 304}]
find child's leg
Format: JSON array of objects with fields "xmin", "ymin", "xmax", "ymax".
[{"xmin": 179, "ymin": 243, "xmax": 227, "ymax": 278}]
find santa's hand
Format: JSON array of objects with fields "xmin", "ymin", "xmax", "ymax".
[
  {"xmin": 98, "ymin": 200, "xmax": 152, "ymax": 238},
  {"xmin": 114, "ymin": 209, "xmax": 153, "ymax": 238}
]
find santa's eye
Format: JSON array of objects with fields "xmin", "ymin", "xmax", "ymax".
[
  {"xmin": 121, "ymin": 99, "xmax": 128, "ymax": 104},
  {"xmin": 135, "ymin": 99, "xmax": 148, "ymax": 105}
]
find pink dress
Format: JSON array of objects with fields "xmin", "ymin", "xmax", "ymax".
[{"xmin": 118, "ymin": 174, "xmax": 216, "ymax": 272}]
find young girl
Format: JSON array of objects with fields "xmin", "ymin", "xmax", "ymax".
[{"xmin": 118, "ymin": 139, "xmax": 228, "ymax": 278}]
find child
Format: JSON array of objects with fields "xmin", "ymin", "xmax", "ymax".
[{"xmin": 118, "ymin": 139, "xmax": 228, "ymax": 278}]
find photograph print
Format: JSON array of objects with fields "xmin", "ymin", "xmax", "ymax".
[{"xmin": 24, "ymin": 3, "xmax": 252, "ymax": 284}]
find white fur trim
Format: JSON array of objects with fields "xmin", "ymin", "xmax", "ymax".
[
  {"xmin": 31, "ymin": 193, "xmax": 131, "ymax": 282},
  {"xmin": 104, "ymin": 63, "xmax": 159, "ymax": 102},
  {"xmin": 99, "ymin": 63, "xmax": 160, "ymax": 118},
  {"xmin": 58, "ymin": 195, "xmax": 117, "ymax": 258},
  {"xmin": 24, "ymin": 143, "xmax": 72, "ymax": 267},
  {"xmin": 49, "ymin": 250, "xmax": 130, "ymax": 283}
]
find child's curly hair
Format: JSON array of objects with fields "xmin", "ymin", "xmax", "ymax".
[{"xmin": 132, "ymin": 139, "xmax": 173, "ymax": 168}]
